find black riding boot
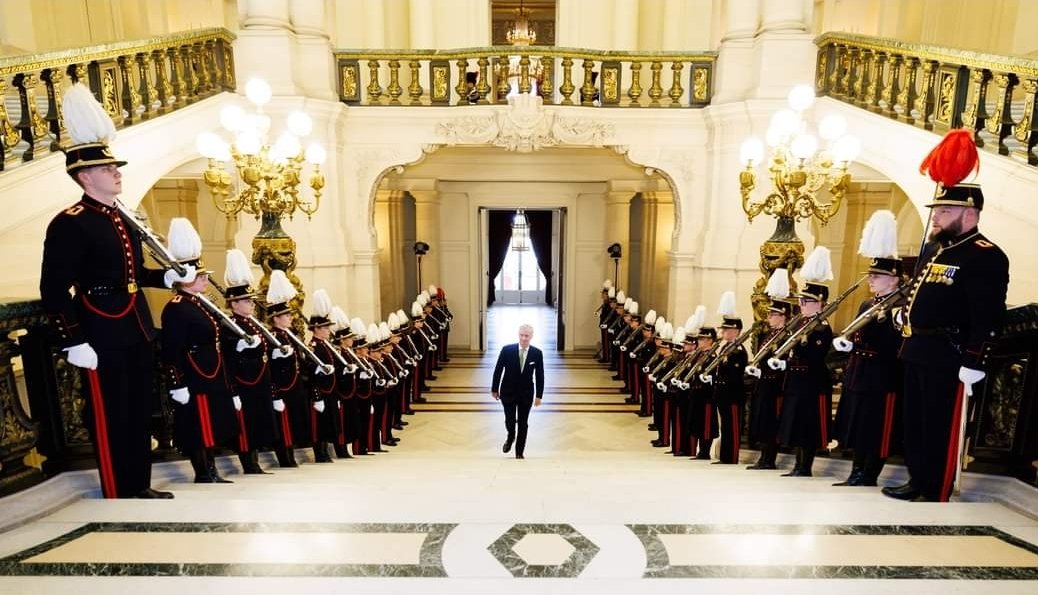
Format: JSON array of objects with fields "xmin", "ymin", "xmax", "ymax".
[
  {"xmin": 207, "ymin": 450, "xmax": 233, "ymax": 483},
  {"xmin": 833, "ymin": 451, "xmax": 866, "ymax": 486},
  {"xmin": 314, "ymin": 441, "xmax": 333, "ymax": 463},
  {"xmin": 782, "ymin": 447, "xmax": 803, "ymax": 476},
  {"xmin": 190, "ymin": 450, "xmax": 214, "ymax": 483},
  {"xmin": 275, "ymin": 446, "xmax": 298, "ymax": 468},
  {"xmin": 862, "ymin": 455, "xmax": 887, "ymax": 486}
]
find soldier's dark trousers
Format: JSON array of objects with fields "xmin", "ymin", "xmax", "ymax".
[
  {"xmin": 903, "ymin": 363, "xmax": 966, "ymax": 502},
  {"xmin": 82, "ymin": 345, "xmax": 156, "ymax": 498},
  {"xmin": 718, "ymin": 402, "xmax": 744, "ymax": 464}
]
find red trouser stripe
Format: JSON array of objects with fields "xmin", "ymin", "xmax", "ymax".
[
  {"xmin": 817, "ymin": 394, "xmax": 829, "ymax": 446},
  {"xmin": 940, "ymin": 384, "xmax": 966, "ymax": 502},
  {"xmin": 279, "ymin": 409, "xmax": 294, "ymax": 447},
  {"xmin": 197, "ymin": 394, "xmax": 215, "ymax": 448},
  {"xmin": 236, "ymin": 409, "xmax": 249, "ymax": 452},
  {"xmin": 731, "ymin": 404, "xmax": 741, "ymax": 462},
  {"xmin": 85, "ymin": 370, "xmax": 118, "ymax": 499},
  {"xmin": 880, "ymin": 392, "xmax": 895, "ymax": 458}
]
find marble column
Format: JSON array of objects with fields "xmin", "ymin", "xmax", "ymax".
[
  {"xmin": 759, "ymin": 0, "xmax": 807, "ymax": 33},
  {"xmin": 289, "ymin": 0, "xmax": 337, "ymax": 100},
  {"xmin": 714, "ymin": 0, "xmax": 762, "ymax": 105},
  {"xmin": 612, "ymin": 0, "xmax": 639, "ymax": 50},
  {"xmin": 408, "ymin": 0, "xmax": 435, "ymax": 48},
  {"xmin": 375, "ymin": 190, "xmax": 408, "ymax": 319},
  {"xmin": 752, "ymin": 0, "xmax": 815, "ymax": 99},
  {"xmin": 605, "ymin": 190, "xmax": 634, "ymax": 292},
  {"xmin": 236, "ymin": 0, "xmax": 297, "ymax": 96},
  {"xmin": 411, "ymin": 190, "xmax": 442, "ymax": 293}
]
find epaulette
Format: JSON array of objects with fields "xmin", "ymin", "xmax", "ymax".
[
  {"xmin": 63, "ymin": 204, "xmax": 85, "ymax": 216},
  {"xmin": 975, "ymin": 239, "xmax": 995, "ymax": 248}
]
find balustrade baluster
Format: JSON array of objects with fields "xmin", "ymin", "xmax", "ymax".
[
  {"xmin": 476, "ymin": 57, "xmax": 491, "ymax": 104},
  {"xmin": 840, "ymin": 47, "xmax": 859, "ymax": 101},
  {"xmin": 1014, "ymin": 78, "xmax": 1037, "ymax": 165},
  {"xmin": 40, "ymin": 68, "xmax": 67, "ymax": 150},
  {"xmin": 152, "ymin": 49, "xmax": 173, "ymax": 112},
  {"xmin": 137, "ymin": 52, "xmax": 159, "ymax": 119},
  {"xmin": 366, "ymin": 60, "xmax": 383, "ymax": 103},
  {"xmin": 648, "ymin": 61, "xmax": 664, "ymax": 106},
  {"xmin": 829, "ymin": 44, "xmax": 846, "ymax": 96},
  {"xmin": 852, "ymin": 49, "xmax": 872, "ymax": 107},
  {"xmin": 387, "ymin": 60, "xmax": 403, "ymax": 104},
  {"xmin": 201, "ymin": 40, "xmax": 217, "ymax": 93},
  {"xmin": 913, "ymin": 60, "xmax": 938, "ymax": 130},
  {"xmin": 961, "ymin": 67, "xmax": 992, "ymax": 148},
  {"xmin": 408, "ymin": 59, "xmax": 423, "ymax": 105},
  {"xmin": 668, "ymin": 61, "xmax": 684, "ymax": 107},
  {"xmin": 519, "ymin": 55, "xmax": 532, "ymax": 95},
  {"xmin": 496, "ymin": 55, "xmax": 511, "ymax": 102},
  {"xmin": 880, "ymin": 54, "xmax": 902, "ymax": 119},
  {"xmin": 865, "ymin": 51, "xmax": 885, "ymax": 112},
  {"xmin": 986, "ymin": 72, "xmax": 1018, "ymax": 156},
  {"xmin": 454, "ymin": 58, "xmax": 469, "ymax": 103},
  {"xmin": 580, "ymin": 59, "xmax": 596, "ymax": 106},
  {"xmin": 628, "ymin": 61, "xmax": 644, "ymax": 106},
  {"xmin": 896, "ymin": 56, "xmax": 920, "ymax": 124},
  {"xmin": 815, "ymin": 45, "xmax": 831, "ymax": 95},
  {"xmin": 12, "ymin": 73, "xmax": 50, "ymax": 162},
  {"xmin": 118, "ymin": 55, "xmax": 144, "ymax": 123},
  {"xmin": 539, "ymin": 56, "xmax": 553, "ymax": 103},
  {"xmin": 167, "ymin": 46, "xmax": 186, "ymax": 107},
  {"xmin": 179, "ymin": 45, "xmax": 198, "ymax": 103},
  {"xmin": 0, "ymin": 77, "xmax": 23, "ymax": 170},
  {"xmin": 559, "ymin": 57, "xmax": 575, "ymax": 105}
]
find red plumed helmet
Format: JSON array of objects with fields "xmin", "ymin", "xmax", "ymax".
[{"xmin": 919, "ymin": 128, "xmax": 979, "ymax": 187}]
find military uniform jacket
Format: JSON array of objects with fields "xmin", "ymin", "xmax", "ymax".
[
  {"xmin": 160, "ymin": 292, "xmax": 233, "ymax": 396},
  {"xmin": 269, "ymin": 328, "xmax": 304, "ymax": 394},
  {"xmin": 335, "ymin": 347, "xmax": 358, "ymax": 400},
  {"xmin": 844, "ymin": 297, "xmax": 904, "ymax": 394},
  {"xmin": 783, "ymin": 318, "xmax": 834, "ymax": 398},
  {"xmin": 222, "ymin": 315, "xmax": 274, "ymax": 397},
  {"xmin": 901, "ymin": 231, "xmax": 1009, "ymax": 369},
  {"xmin": 308, "ymin": 340, "xmax": 339, "ymax": 401},
  {"xmin": 712, "ymin": 344, "xmax": 749, "ymax": 405},
  {"xmin": 41, "ymin": 194, "xmax": 166, "ymax": 348}
]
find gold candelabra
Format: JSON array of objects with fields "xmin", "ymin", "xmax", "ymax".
[
  {"xmin": 196, "ymin": 78, "xmax": 327, "ymax": 322},
  {"xmin": 738, "ymin": 84, "xmax": 861, "ymax": 327}
]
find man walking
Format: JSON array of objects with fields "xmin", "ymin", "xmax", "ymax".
[{"xmin": 491, "ymin": 324, "xmax": 545, "ymax": 459}]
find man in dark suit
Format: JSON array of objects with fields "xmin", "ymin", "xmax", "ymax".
[{"xmin": 491, "ymin": 324, "xmax": 545, "ymax": 459}]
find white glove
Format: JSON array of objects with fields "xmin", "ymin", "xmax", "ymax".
[
  {"xmin": 619, "ymin": 345, "xmax": 628, "ymax": 352},
  {"xmin": 745, "ymin": 365, "xmax": 762, "ymax": 378},
  {"xmin": 359, "ymin": 371, "xmax": 371, "ymax": 379},
  {"xmin": 416, "ymin": 354, "xmax": 423, "ymax": 361},
  {"xmin": 700, "ymin": 373, "xmax": 713, "ymax": 384},
  {"xmin": 232, "ymin": 396, "xmax": 242, "ymax": 411},
  {"xmin": 628, "ymin": 351, "xmax": 637, "ymax": 358},
  {"xmin": 170, "ymin": 387, "xmax": 190, "ymax": 405},
  {"xmin": 376, "ymin": 379, "xmax": 387, "ymax": 387},
  {"xmin": 767, "ymin": 357, "xmax": 787, "ymax": 371},
  {"xmin": 273, "ymin": 345, "xmax": 294, "ymax": 359},
  {"xmin": 64, "ymin": 343, "xmax": 98, "ymax": 369},
  {"xmin": 315, "ymin": 364, "xmax": 334, "ymax": 376},
  {"xmin": 600, "ymin": 324, "xmax": 607, "ymax": 329},
  {"xmin": 313, "ymin": 400, "xmax": 325, "ymax": 413},
  {"xmin": 648, "ymin": 375, "xmax": 656, "ymax": 382},
  {"xmin": 428, "ymin": 344, "xmax": 437, "ymax": 351},
  {"xmin": 642, "ymin": 366, "xmax": 650, "ymax": 373},
  {"xmin": 832, "ymin": 337, "xmax": 854, "ymax": 352},
  {"xmin": 679, "ymin": 382, "xmax": 690, "ymax": 390},
  {"xmin": 959, "ymin": 366, "xmax": 986, "ymax": 397},
  {"xmin": 345, "ymin": 364, "xmax": 358, "ymax": 374},
  {"xmin": 236, "ymin": 335, "xmax": 261, "ymax": 352},
  {"xmin": 272, "ymin": 399, "xmax": 285, "ymax": 412},
  {"xmin": 400, "ymin": 371, "xmax": 409, "ymax": 378},
  {"xmin": 163, "ymin": 264, "xmax": 197, "ymax": 288}
]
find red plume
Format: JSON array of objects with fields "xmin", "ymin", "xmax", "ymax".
[{"xmin": 919, "ymin": 128, "xmax": 979, "ymax": 187}]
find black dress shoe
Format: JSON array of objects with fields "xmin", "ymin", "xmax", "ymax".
[
  {"xmin": 746, "ymin": 461, "xmax": 777, "ymax": 470},
  {"xmin": 503, "ymin": 437, "xmax": 514, "ymax": 453},
  {"xmin": 647, "ymin": 424, "xmax": 658, "ymax": 431},
  {"xmin": 624, "ymin": 397, "xmax": 638, "ymax": 404},
  {"xmin": 427, "ymin": 375, "xmax": 438, "ymax": 380},
  {"xmin": 385, "ymin": 438, "xmax": 400, "ymax": 446},
  {"xmin": 515, "ymin": 454, "xmax": 525, "ymax": 459},
  {"xmin": 883, "ymin": 483, "xmax": 918, "ymax": 496},
  {"xmin": 393, "ymin": 423, "xmax": 405, "ymax": 430},
  {"xmin": 399, "ymin": 420, "xmax": 409, "ymax": 426},
  {"xmin": 611, "ymin": 375, "xmax": 622, "ymax": 381},
  {"xmin": 910, "ymin": 494, "xmax": 936, "ymax": 502},
  {"xmin": 404, "ymin": 409, "xmax": 416, "ymax": 415},
  {"xmin": 881, "ymin": 485, "xmax": 922, "ymax": 500},
  {"xmin": 781, "ymin": 468, "xmax": 801, "ymax": 477},
  {"xmin": 413, "ymin": 397, "xmax": 428, "ymax": 403},
  {"xmin": 833, "ymin": 470, "xmax": 865, "ymax": 486},
  {"xmin": 694, "ymin": 453, "xmax": 711, "ymax": 460},
  {"xmin": 650, "ymin": 439, "xmax": 666, "ymax": 447},
  {"xmin": 135, "ymin": 487, "xmax": 174, "ymax": 499},
  {"xmin": 441, "ymin": 358, "xmax": 451, "ymax": 363}
]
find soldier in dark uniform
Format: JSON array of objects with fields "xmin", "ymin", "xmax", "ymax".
[
  {"xmin": 367, "ymin": 323, "xmax": 394, "ymax": 453},
  {"xmin": 770, "ymin": 277, "xmax": 834, "ymax": 478},
  {"xmin": 686, "ymin": 327, "xmax": 718, "ymax": 460},
  {"xmin": 702, "ymin": 306, "xmax": 749, "ymax": 465},
  {"xmin": 160, "ymin": 219, "xmax": 240, "ymax": 484},
  {"xmin": 596, "ymin": 283, "xmax": 614, "ymax": 363},
  {"xmin": 832, "ymin": 211, "xmax": 906, "ymax": 487},
  {"xmin": 39, "ymin": 83, "xmax": 174, "ymax": 499},
  {"xmin": 629, "ymin": 310, "xmax": 657, "ymax": 413},
  {"xmin": 430, "ymin": 286, "xmax": 453, "ymax": 364},
  {"xmin": 329, "ymin": 307, "xmax": 358, "ymax": 459},
  {"xmin": 884, "ymin": 132, "xmax": 1009, "ymax": 502},
  {"xmin": 352, "ymin": 325, "xmax": 377, "ymax": 455},
  {"xmin": 221, "ymin": 250, "xmax": 280, "ymax": 475},
  {"xmin": 265, "ymin": 270, "xmax": 306, "ymax": 467},
  {"xmin": 306, "ymin": 290, "xmax": 340, "ymax": 463},
  {"xmin": 745, "ymin": 296, "xmax": 793, "ymax": 470}
]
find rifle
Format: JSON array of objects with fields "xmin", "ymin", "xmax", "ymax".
[
  {"xmin": 246, "ymin": 315, "xmax": 292, "ymax": 356},
  {"xmin": 771, "ymin": 276, "xmax": 866, "ymax": 360},
  {"xmin": 700, "ymin": 327, "xmax": 755, "ymax": 377},
  {"xmin": 836, "ymin": 285, "xmax": 911, "ymax": 339},
  {"xmin": 655, "ymin": 351, "xmax": 690, "ymax": 389},
  {"xmin": 747, "ymin": 311, "xmax": 804, "ymax": 368},
  {"xmin": 279, "ymin": 327, "xmax": 329, "ymax": 370},
  {"xmin": 679, "ymin": 341, "xmax": 724, "ymax": 385}
]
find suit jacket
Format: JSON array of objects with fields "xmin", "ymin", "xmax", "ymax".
[{"xmin": 492, "ymin": 343, "xmax": 545, "ymax": 403}]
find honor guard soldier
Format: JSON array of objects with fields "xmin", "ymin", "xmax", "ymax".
[
  {"xmin": 160, "ymin": 219, "xmax": 242, "ymax": 484},
  {"xmin": 687, "ymin": 325, "xmax": 719, "ymax": 460},
  {"xmin": 770, "ymin": 247, "xmax": 836, "ymax": 477},
  {"xmin": 596, "ymin": 281, "xmax": 614, "ymax": 363},
  {"xmin": 410, "ymin": 301, "xmax": 433, "ymax": 399},
  {"xmin": 630, "ymin": 309, "xmax": 658, "ymax": 414},
  {"xmin": 619, "ymin": 302, "xmax": 643, "ymax": 405},
  {"xmin": 365, "ymin": 323, "xmax": 393, "ymax": 453},
  {"xmin": 832, "ymin": 211, "xmax": 906, "ymax": 487},
  {"xmin": 745, "ymin": 269, "xmax": 795, "ymax": 470},
  {"xmin": 394, "ymin": 308, "xmax": 421, "ymax": 416},
  {"xmin": 884, "ymin": 130, "xmax": 1009, "ymax": 503},
  {"xmin": 429, "ymin": 285, "xmax": 453, "ymax": 364},
  {"xmin": 701, "ymin": 292, "xmax": 749, "ymax": 465},
  {"xmin": 265, "ymin": 270, "xmax": 306, "ymax": 467},
  {"xmin": 222, "ymin": 249, "xmax": 279, "ymax": 474},
  {"xmin": 645, "ymin": 323, "xmax": 677, "ymax": 446},
  {"xmin": 608, "ymin": 292, "xmax": 629, "ymax": 378},
  {"xmin": 306, "ymin": 289, "xmax": 340, "ymax": 463},
  {"xmin": 40, "ymin": 84, "xmax": 176, "ymax": 499},
  {"xmin": 351, "ymin": 323, "xmax": 377, "ymax": 455},
  {"xmin": 330, "ymin": 307, "xmax": 358, "ymax": 458}
]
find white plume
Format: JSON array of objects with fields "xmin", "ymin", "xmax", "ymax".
[
  {"xmin": 167, "ymin": 218, "xmax": 202, "ymax": 261},
  {"xmin": 644, "ymin": 309, "xmax": 657, "ymax": 325},
  {"xmin": 420, "ymin": 290, "xmax": 430, "ymax": 304},
  {"xmin": 616, "ymin": 291, "xmax": 626, "ymax": 303},
  {"xmin": 350, "ymin": 317, "xmax": 366, "ymax": 335},
  {"xmin": 687, "ymin": 305, "xmax": 707, "ymax": 331},
  {"xmin": 387, "ymin": 312, "xmax": 399, "ymax": 330},
  {"xmin": 266, "ymin": 270, "xmax": 297, "ymax": 305},
  {"xmin": 858, "ymin": 209, "xmax": 899, "ymax": 259},
  {"xmin": 608, "ymin": 287, "xmax": 616, "ymax": 298},
  {"xmin": 630, "ymin": 301, "xmax": 639, "ymax": 316},
  {"xmin": 330, "ymin": 306, "xmax": 350, "ymax": 330},
  {"xmin": 311, "ymin": 289, "xmax": 333, "ymax": 318},
  {"xmin": 62, "ymin": 83, "xmax": 117, "ymax": 145},
  {"xmin": 379, "ymin": 321, "xmax": 392, "ymax": 340},
  {"xmin": 659, "ymin": 322, "xmax": 673, "ymax": 340},
  {"xmin": 396, "ymin": 309, "xmax": 407, "ymax": 323},
  {"xmin": 800, "ymin": 246, "xmax": 834, "ymax": 282},
  {"xmin": 717, "ymin": 291, "xmax": 737, "ymax": 318},
  {"xmin": 365, "ymin": 323, "xmax": 380, "ymax": 345},
  {"xmin": 672, "ymin": 326, "xmax": 686, "ymax": 344},
  {"xmin": 654, "ymin": 316, "xmax": 666, "ymax": 330},
  {"xmin": 223, "ymin": 249, "xmax": 254, "ymax": 288},
  {"xmin": 603, "ymin": 279, "xmax": 613, "ymax": 289},
  {"xmin": 428, "ymin": 284, "xmax": 437, "ymax": 295},
  {"xmin": 765, "ymin": 268, "xmax": 791, "ymax": 299},
  {"xmin": 411, "ymin": 302, "xmax": 423, "ymax": 317}
]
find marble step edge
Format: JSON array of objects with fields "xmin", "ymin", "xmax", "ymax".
[{"xmin": 1, "ymin": 450, "xmax": 1035, "ymax": 535}]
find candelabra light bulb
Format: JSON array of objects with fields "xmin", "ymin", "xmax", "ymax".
[
  {"xmin": 219, "ymin": 104, "xmax": 246, "ymax": 132},
  {"xmin": 740, "ymin": 138, "xmax": 764, "ymax": 166},
  {"xmin": 770, "ymin": 109, "xmax": 800, "ymax": 139},
  {"xmin": 790, "ymin": 134, "xmax": 818, "ymax": 160},
  {"xmin": 305, "ymin": 143, "xmax": 327, "ymax": 165},
  {"xmin": 788, "ymin": 84, "xmax": 815, "ymax": 112},
  {"xmin": 287, "ymin": 111, "xmax": 313, "ymax": 137},
  {"xmin": 196, "ymin": 132, "xmax": 223, "ymax": 159},
  {"xmin": 236, "ymin": 130, "xmax": 262, "ymax": 156},
  {"xmin": 245, "ymin": 78, "xmax": 272, "ymax": 106},
  {"xmin": 832, "ymin": 135, "xmax": 861, "ymax": 164},
  {"xmin": 818, "ymin": 114, "xmax": 847, "ymax": 141}
]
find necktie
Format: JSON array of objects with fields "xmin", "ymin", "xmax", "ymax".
[{"xmin": 520, "ymin": 348, "xmax": 526, "ymax": 371}]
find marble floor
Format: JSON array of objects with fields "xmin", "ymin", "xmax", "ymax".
[{"xmin": 1, "ymin": 305, "xmax": 1037, "ymax": 594}]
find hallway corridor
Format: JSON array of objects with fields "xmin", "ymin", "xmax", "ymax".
[{"xmin": 0, "ymin": 330, "xmax": 1036, "ymax": 594}]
